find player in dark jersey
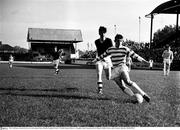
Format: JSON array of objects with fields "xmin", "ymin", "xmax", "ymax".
[
  {"xmin": 95, "ymin": 26, "xmax": 113, "ymax": 94},
  {"xmin": 52, "ymin": 47, "xmax": 63, "ymax": 74}
]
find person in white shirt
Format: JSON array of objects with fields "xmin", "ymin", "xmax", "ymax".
[
  {"xmin": 162, "ymin": 45, "xmax": 173, "ymax": 76},
  {"xmin": 149, "ymin": 59, "xmax": 153, "ymax": 70},
  {"xmin": 9, "ymin": 54, "xmax": 14, "ymax": 68}
]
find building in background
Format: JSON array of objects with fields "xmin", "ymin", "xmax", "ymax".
[{"xmin": 27, "ymin": 28, "xmax": 83, "ymax": 63}]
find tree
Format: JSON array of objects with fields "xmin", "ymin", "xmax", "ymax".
[
  {"xmin": 152, "ymin": 25, "xmax": 179, "ymax": 48},
  {"xmin": 14, "ymin": 46, "xmax": 28, "ymax": 53},
  {"xmin": 80, "ymin": 50, "xmax": 96, "ymax": 59},
  {"xmin": 123, "ymin": 39, "xmax": 142, "ymax": 51}
]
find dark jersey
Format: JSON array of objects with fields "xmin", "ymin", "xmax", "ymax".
[
  {"xmin": 52, "ymin": 52, "xmax": 60, "ymax": 60},
  {"xmin": 95, "ymin": 38, "xmax": 113, "ymax": 56}
]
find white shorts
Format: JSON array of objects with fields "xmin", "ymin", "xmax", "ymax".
[
  {"xmin": 110, "ymin": 64, "xmax": 129, "ymax": 80},
  {"xmin": 96, "ymin": 55, "xmax": 112, "ymax": 69},
  {"xmin": 163, "ymin": 59, "xmax": 171, "ymax": 65},
  {"xmin": 53, "ymin": 59, "xmax": 60, "ymax": 65}
]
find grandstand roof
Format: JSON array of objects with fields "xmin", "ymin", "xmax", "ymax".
[
  {"xmin": 146, "ymin": 0, "xmax": 180, "ymax": 17},
  {"xmin": 27, "ymin": 28, "xmax": 83, "ymax": 43},
  {"xmin": 145, "ymin": 0, "xmax": 179, "ymax": 48}
]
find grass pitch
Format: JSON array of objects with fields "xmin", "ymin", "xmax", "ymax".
[{"xmin": 0, "ymin": 63, "xmax": 180, "ymax": 127}]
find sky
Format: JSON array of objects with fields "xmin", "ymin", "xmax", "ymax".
[{"xmin": 0, "ymin": 0, "xmax": 178, "ymax": 51}]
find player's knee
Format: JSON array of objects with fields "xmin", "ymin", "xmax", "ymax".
[{"xmin": 97, "ymin": 72, "xmax": 102, "ymax": 77}]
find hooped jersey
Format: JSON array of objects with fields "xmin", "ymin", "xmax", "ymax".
[{"xmin": 99, "ymin": 46, "xmax": 143, "ymax": 67}]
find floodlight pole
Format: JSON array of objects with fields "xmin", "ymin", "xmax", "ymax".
[
  {"xmin": 114, "ymin": 25, "xmax": 117, "ymax": 35},
  {"xmin": 176, "ymin": 13, "xmax": 179, "ymax": 32},
  {"xmin": 150, "ymin": 14, "xmax": 154, "ymax": 49},
  {"xmin": 139, "ymin": 16, "xmax": 141, "ymax": 44},
  {"xmin": 175, "ymin": 13, "xmax": 179, "ymax": 46}
]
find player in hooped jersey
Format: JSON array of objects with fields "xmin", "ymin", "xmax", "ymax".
[
  {"xmin": 94, "ymin": 26, "xmax": 113, "ymax": 94},
  {"xmin": 94, "ymin": 34, "xmax": 151, "ymax": 102},
  {"xmin": 162, "ymin": 45, "xmax": 174, "ymax": 76}
]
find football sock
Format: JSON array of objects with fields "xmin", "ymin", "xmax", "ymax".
[
  {"xmin": 123, "ymin": 87, "xmax": 134, "ymax": 97},
  {"xmin": 131, "ymin": 82, "xmax": 145, "ymax": 96},
  {"xmin": 97, "ymin": 82, "xmax": 103, "ymax": 89},
  {"xmin": 143, "ymin": 94, "xmax": 151, "ymax": 102},
  {"xmin": 97, "ymin": 82, "xmax": 103, "ymax": 94},
  {"xmin": 167, "ymin": 69, "xmax": 170, "ymax": 76}
]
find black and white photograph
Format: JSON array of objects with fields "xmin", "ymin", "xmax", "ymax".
[{"xmin": 0, "ymin": 0, "xmax": 180, "ymax": 128}]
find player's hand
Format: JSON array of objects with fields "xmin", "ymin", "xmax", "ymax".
[
  {"xmin": 92, "ymin": 57, "xmax": 101, "ymax": 63},
  {"xmin": 92, "ymin": 58, "xmax": 97, "ymax": 63}
]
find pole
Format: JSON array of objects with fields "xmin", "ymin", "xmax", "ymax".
[
  {"xmin": 87, "ymin": 42, "xmax": 89, "ymax": 51},
  {"xmin": 150, "ymin": 14, "xmax": 154, "ymax": 49},
  {"xmin": 139, "ymin": 16, "xmax": 141, "ymax": 44},
  {"xmin": 114, "ymin": 25, "xmax": 117, "ymax": 36},
  {"xmin": 175, "ymin": 13, "xmax": 179, "ymax": 47}
]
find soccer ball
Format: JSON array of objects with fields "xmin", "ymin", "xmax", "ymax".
[{"xmin": 135, "ymin": 93, "xmax": 143, "ymax": 104}]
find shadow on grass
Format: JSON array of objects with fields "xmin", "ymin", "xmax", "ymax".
[
  {"xmin": 0, "ymin": 87, "xmax": 137, "ymax": 104},
  {"xmin": 15, "ymin": 64, "xmax": 95, "ymax": 70},
  {"xmin": 0, "ymin": 87, "xmax": 111, "ymax": 101},
  {"xmin": 0, "ymin": 87, "xmax": 79, "ymax": 93}
]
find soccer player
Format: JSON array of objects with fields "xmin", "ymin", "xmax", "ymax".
[
  {"xmin": 94, "ymin": 34, "xmax": 151, "ymax": 102},
  {"xmin": 52, "ymin": 47, "xmax": 63, "ymax": 74},
  {"xmin": 149, "ymin": 59, "xmax": 153, "ymax": 70},
  {"xmin": 95, "ymin": 26, "xmax": 113, "ymax": 94},
  {"xmin": 9, "ymin": 54, "xmax": 14, "ymax": 68},
  {"xmin": 162, "ymin": 45, "xmax": 174, "ymax": 76}
]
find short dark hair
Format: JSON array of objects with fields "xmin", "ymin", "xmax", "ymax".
[
  {"xmin": 99, "ymin": 26, "xmax": 107, "ymax": 33},
  {"xmin": 166, "ymin": 44, "xmax": 171, "ymax": 49},
  {"xmin": 115, "ymin": 34, "xmax": 123, "ymax": 40}
]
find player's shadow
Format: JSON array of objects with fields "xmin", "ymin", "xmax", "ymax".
[
  {"xmin": 0, "ymin": 87, "xmax": 79, "ymax": 93},
  {"xmin": 0, "ymin": 87, "xmax": 110, "ymax": 101},
  {"xmin": 0, "ymin": 87, "xmax": 134, "ymax": 104},
  {"xmin": 15, "ymin": 64, "xmax": 95, "ymax": 69}
]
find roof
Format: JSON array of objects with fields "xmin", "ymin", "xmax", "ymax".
[
  {"xmin": 27, "ymin": 28, "xmax": 83, "ymax": 43},
  {"xmin": 146, "ymin": 0, "xmax": 180, "ymax": 17}
]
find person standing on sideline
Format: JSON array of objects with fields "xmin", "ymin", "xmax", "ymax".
[
  {"xmin": 9, "ymin": 54, "xmax": 14, "ymax": 68},
  {"xmin": 93, "ymin": 34, "xmax": 151, "ymax": 102},
  {"xmin": 162, "ymin": 45, "xmax": 173, "ymax": 76},
  {"xmin": 149, "ymin": 59, "xmax": 153, "ymax": 70},
  {"xmin": 95, "ymin": 26, "xmax": 113, "ymax": 94},
  {"xmin": 52, "ymin": 47, "xmax": 63, "ymax": 74}
]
